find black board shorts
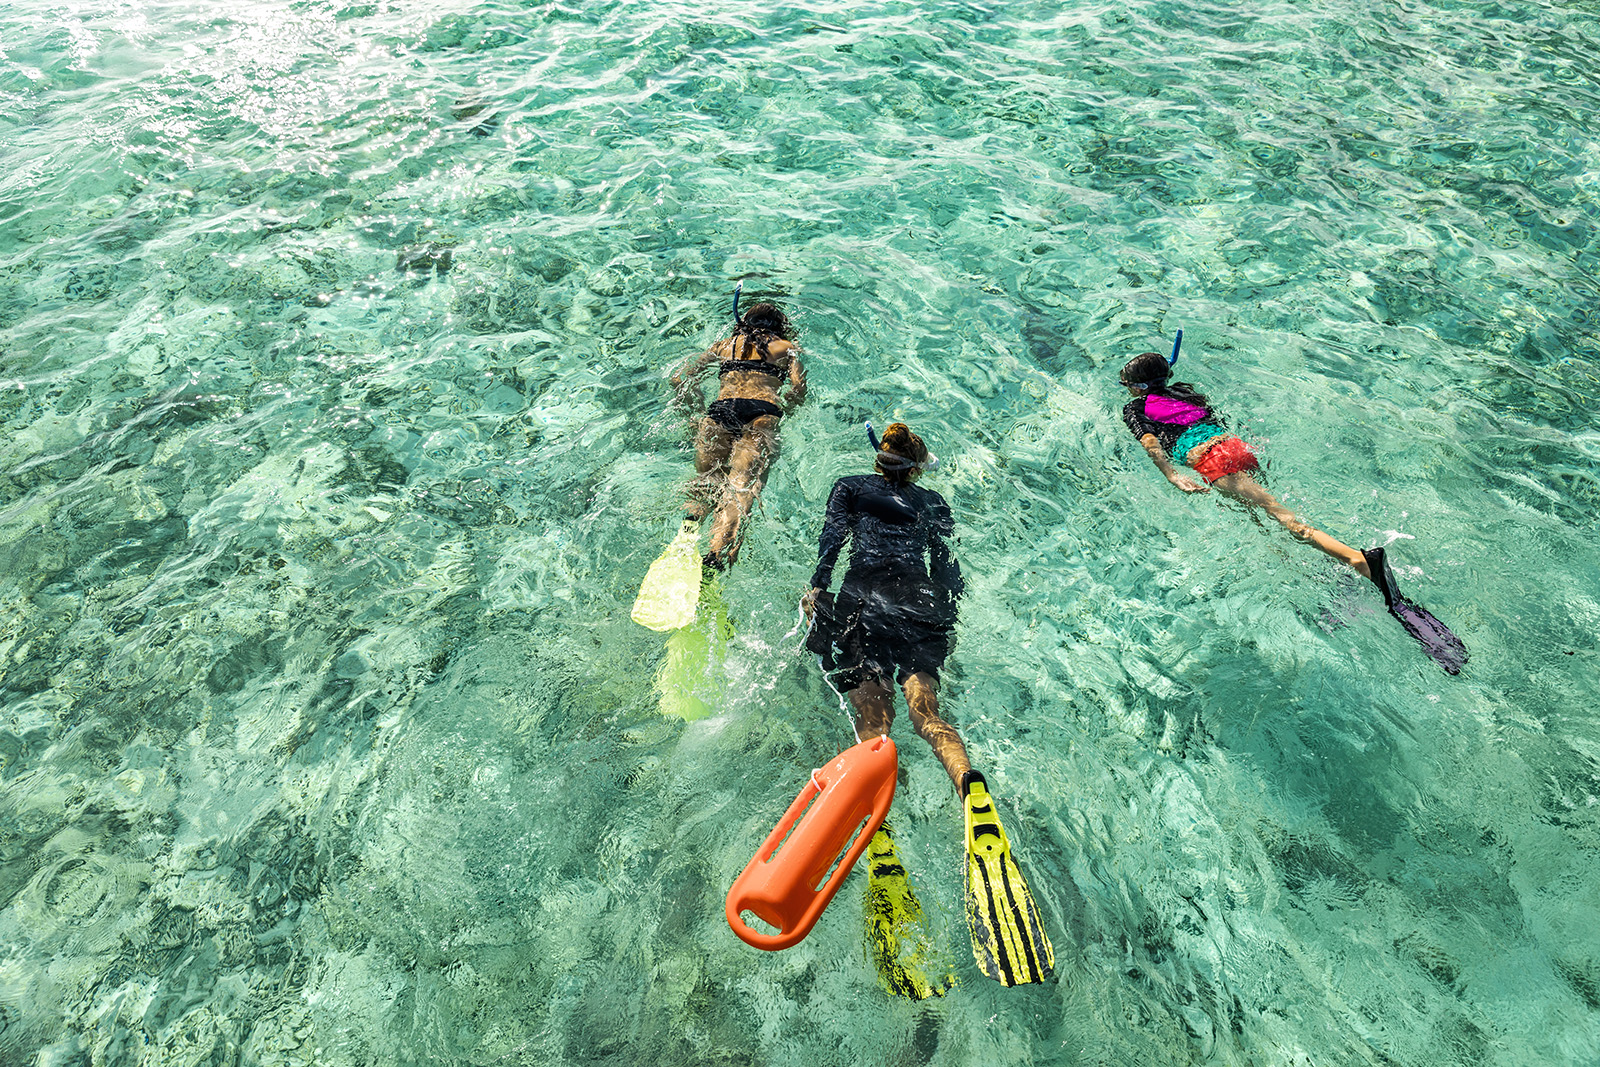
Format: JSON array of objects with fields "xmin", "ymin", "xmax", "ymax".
[{"xmin": 808, "ymin": 578, "xmax": 953, "ymax": 690}]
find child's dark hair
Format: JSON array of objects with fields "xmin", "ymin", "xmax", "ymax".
[
  {"xmin": 1119, "ymin": 352, "xmax": 1170, "ymax": 388},
  {"xmin": 1121, "ymin": 351, "xmax": 1209, "ymax": 408}
]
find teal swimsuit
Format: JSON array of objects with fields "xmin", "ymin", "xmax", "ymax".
[{"xmin": 1171, "ymin": 422, "xmax": 1227, "ymax": 460}]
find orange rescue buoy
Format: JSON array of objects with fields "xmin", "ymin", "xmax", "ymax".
[{"xmin": 726, "ymin": 735, "xmax": 898, "ymax": 951}]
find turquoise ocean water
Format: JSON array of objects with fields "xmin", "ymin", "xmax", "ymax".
[{"xmin": 3, "ymin": 0, "xmax": 1600, "ymax": 1063}]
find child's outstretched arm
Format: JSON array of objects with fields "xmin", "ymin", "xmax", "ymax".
[{"xmin": 1140, "ymin": 433, "xmax": 1209, "ymax": 494}]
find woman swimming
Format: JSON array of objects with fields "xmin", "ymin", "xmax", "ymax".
[
  {"xmin": 671, "ymin": 296, "xmax": 807, "ymax": 568},
  {"xmin": 1118, "ymin": 346, "xmax": 1467, "ymax": 673}
]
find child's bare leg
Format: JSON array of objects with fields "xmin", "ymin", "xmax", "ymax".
[{"xmin": 1212, "ymin": 471, "xmax": 1371, "ymax": 578}]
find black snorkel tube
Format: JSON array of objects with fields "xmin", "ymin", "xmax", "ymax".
[{"xmin": 731, "ymin": 281, "xmax": 743, "ymax": 325}]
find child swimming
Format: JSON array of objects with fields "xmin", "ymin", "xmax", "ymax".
[{"xmin": 1118, "ymin": 342, "xmax": 1467, "ymax": 674}]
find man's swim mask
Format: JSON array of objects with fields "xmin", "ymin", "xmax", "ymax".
[{"xmin": 866, "ymin": 422, "xmax": 939, "ymax": 471}]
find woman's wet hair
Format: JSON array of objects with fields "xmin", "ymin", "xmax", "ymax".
[
  {"xmin": 1120, "ymin": 351, "xmax": 1171, "ymax": 388},
  {"xmin": 736, "ymin": 302, "xmax": 790, "ymax": 339},
  {"xmin": 876, "ymin": 422, "xmax": 929, "ymax": 483}
]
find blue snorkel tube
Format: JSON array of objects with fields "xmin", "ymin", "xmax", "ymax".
[
  {"xmin": 1168, "ymin": 328, "xmax": 1183, "ymax": 368},
  {"xmin": 731, "ymin": 281, "xmax": 743, "ymax": 324}
]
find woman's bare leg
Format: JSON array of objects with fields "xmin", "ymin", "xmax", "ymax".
[
  {"xmin": 686, "ymin": 417, "xmax": 733, "ymax": 522},
  {"xmin": 1211, "ymin": 471, "xmax": 1372, "ymax": 579},
  {"xmin": 706, "ymin": 415, "xmax": 778, "ymax": 564},
  {"xmin": 902, "ymin": 671, "xmax": 971, "ymax": 792}
]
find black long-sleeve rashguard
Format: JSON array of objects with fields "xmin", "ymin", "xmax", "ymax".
[
  {"xmin": 810, "ymin": 474, "xmax": 962, "ymax": 600},
  {"xmin": 809, "ymin": 474, "xmax": 963, "ymax": 686}
]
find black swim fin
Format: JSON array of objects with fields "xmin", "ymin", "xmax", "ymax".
[{"xmin": 1363, "ymin": 547, "xmax": 1467, "ymax": 675}]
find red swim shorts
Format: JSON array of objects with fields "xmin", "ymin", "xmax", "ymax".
[{"xmin": 1190, "ymin": 435, "xmax": 1259, "ymax": 483}]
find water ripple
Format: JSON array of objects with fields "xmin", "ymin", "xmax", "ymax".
[{"xmin": 3, "ymin": 0, "xmax": 1600, "ymax": 1064}]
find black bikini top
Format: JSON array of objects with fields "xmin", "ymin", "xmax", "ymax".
[
  {"xmin": 718, "ymin": 358, "xmax": 787, "ymax": 380},
  {"xmin": 717, "ymin": 332, "xmax": 788, "ymax": 380}
]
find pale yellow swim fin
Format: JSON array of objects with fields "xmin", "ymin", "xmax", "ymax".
[
  {"xmin": 631, "ymin": 519, "xmax": 702, "ymax": 632},
  {"xmin": 654, "ymin": 579, "xmax": 732, "ymax": 721}
]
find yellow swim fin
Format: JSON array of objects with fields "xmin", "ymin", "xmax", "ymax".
[
  {"xmin": 863, "ymin": 823, "xmax": 954, "ymax": 999},
  {"xmin": 654, "ymin": 578, "xmax": 732, "ymax": 721},
  {"xmin": 964, "ymin": 776, "xmax": 1054, "ymax": 986},
  {"xmin": 631, "ymin": 519, "xmax": 702, "ymax": 632}
]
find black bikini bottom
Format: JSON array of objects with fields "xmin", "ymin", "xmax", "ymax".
[{"xmin": 707, "ymin": 397, "xmax": 782, "ymax": 430}]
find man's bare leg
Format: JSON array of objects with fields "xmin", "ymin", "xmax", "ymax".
[{"xmin": 902, "ymin": 671, "xmax": 971, "ymax": 792}]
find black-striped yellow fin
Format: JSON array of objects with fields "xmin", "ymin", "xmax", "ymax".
[
  {"xmin": 964, "ymin": 783, "xmax": 1054, "ymax": 986},
  {"xmin": 863, "ymin": 823, "xmax": 954, "ymax": 999}
]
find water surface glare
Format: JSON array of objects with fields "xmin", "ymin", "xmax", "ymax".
[{"xmin": 2, "ymin": 0, "xmax": 1599, "ymax": 1064}]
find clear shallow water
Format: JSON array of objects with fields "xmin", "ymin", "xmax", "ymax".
[{"xmin": 2, "ymin": 0, "xmax": 1599, "ymax": 1063}]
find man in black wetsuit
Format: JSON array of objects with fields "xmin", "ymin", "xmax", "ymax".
[
  {"xmin": 805, "ymin": 423, "xmax": 1058, "ymax": 986},
  {"xmin": 803, "ymin": 422, "xmax": 982, "ymax": 798}
]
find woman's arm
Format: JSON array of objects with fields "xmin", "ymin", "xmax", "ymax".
[
  {"xmin": 1140, "ymin": 433, "xmax": 1209, "ymax": 494},
  {"xmin": 783, "ymin": 349, "xmax": 807, "ymax": 412},
  {"xmin": 669, "ymin": 341, "xmax": 725, "ymax": 410}
]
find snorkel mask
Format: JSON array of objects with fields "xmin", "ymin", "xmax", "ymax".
[{"xmin": 866, "ymin": 422, "xmax": 939, "ymax": 472}]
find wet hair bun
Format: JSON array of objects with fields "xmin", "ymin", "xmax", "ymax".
[
  {"xmin": 883, "ymin": 422, "xmax": 921, "ymax": 460},
  {"xmin": 878, "ymin": 423, "xmax": 929, "ymax": 478}
]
